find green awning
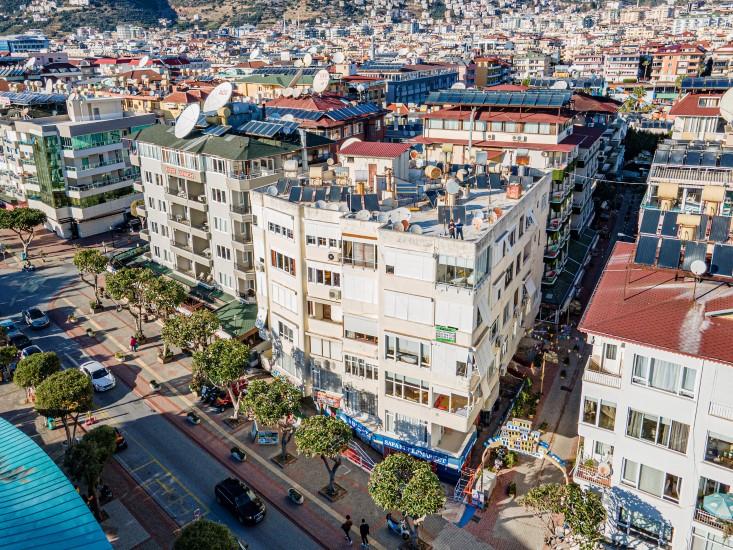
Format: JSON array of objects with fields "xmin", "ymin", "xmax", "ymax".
[{"xmin": 216, "ymin": 299, "xmax": 258, "ymax": 338}]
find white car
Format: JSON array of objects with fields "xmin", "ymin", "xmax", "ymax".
[
  {"xmin": 79, "ymin": 360, "xmax": 116, "ymax": 392},
  {"xmin": 19, "ymin": 345, "xmax": 43, "ymax": 359}
]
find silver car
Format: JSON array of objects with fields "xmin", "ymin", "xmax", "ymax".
[
  {"xmin": 22, "ymin": 308, "xmax": 50, "ymax": 329},
  {"xmin": 79, "ymin": 360, "xmax": 116, "ymax": 392}
]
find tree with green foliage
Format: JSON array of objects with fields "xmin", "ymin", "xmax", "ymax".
[
  {"xmin": 34, "ymin": 369, "xmax": 93, "ymax": 447},
  {"xmin": 161, "ymin": 313, "xmax": 187, "ymax": 360},
  {"xmin": 193, "ymin": 338, "xmax": 249, "ymax": 419},
  {"xmin": 163, "ymin": 309, "xmax": 220, "ymax": 354},
  {"xmin": 146, "ymin": 277, "xmax": 186, "ymax": 321},
  {"xmin": 0, "ymin": 207, "xmax": 47, "ymax": 264},
  {"xmin": 174, "ymin": 519, "xmax": 238, "ymax": 550},
  {"xmin": 0, "ymin": 345, "xmax": 17, "ymax": 382},
  {"xmin": 242, "ymin": 378, "xmax": 301, "ymax": 462},
  {"xmin": 295, "ymin": 415, "xmax": 352, "ymax": 496},
  {"xmin": 105, "ymin": 267, "xmax": 156, "ymax": 338},
  {"xmin": 368, "ymin": 453, "xmax": 445, "ymax": 546},
  {"xmin": 521, "ymin": 483, "xmax": 606, "ymax": 550},
  {"xmin": 64, "ymin": 425, "xmax": 117, "ymax": 521},
  {"xmin": 13, "ymin": 351, "xmax": 61, "ymax": 400},
  {"xmin": 72, "ymin": 248, "xmax": 109, "ymax": 306}
]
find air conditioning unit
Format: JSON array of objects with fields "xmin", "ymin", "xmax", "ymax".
[
  {"xmin": 541, "ymin": 151, "xmax": 550, "ymax": 157},
  {"xmin": 198, "ymin": 195, "xmax": 206, "ymax": 203},
  {"xmin": 175, "ymin": 214, "xmax": 183, "ymax": 222},
  {"xmin": 329, "ymin": 289, "xmax": 341, "ymax": 300},
  {"xmin": 522, "ymin": 136, "xmax": 528, "ymax": 142},
  {"xmin": 487, "ymin": 134, "xmax": 495, "ymax": 140},
  {"xmin": 327, "ymin": 252, "xmax": 341, "ymax": 261},
  {"xmin": 204, "ymin": 250, "xmax": 212, "ymax": 258}
]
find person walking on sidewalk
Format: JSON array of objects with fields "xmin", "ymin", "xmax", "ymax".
[
  {"xmin": 129, "ymin": 335, "xmax": 138, "ymax": 352},
  {"xmin": 359, "ymin": 519, "xmax": 370, "ymax": 548},
  {"xmin": 341, "ymin": 514, "xmax": 353, "ymax": 545}
]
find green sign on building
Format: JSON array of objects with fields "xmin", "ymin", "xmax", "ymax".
[{"xmin": 435, "ymin": 325, "xmax": 457, "ymax": 343}]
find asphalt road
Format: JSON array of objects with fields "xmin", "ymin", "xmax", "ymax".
[{"xmin": 0, "ymin": 262, "xmax": 319, "ymax": 550}]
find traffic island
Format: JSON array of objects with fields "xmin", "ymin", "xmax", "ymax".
[
  {"xmin": 271, "ymin": 452, "xmax": 297, "ymax": 468},
  {"xmin": 317, "ymin": 483, "xmax": 347, "ymax": 502}
]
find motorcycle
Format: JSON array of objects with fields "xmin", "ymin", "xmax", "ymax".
[
  {"xmin": 198, "ymin": 384, "xmax": 216, "ymax": 402},
  {"xmin": 22, "ymin": 263, "xmax": 36, "ymax": 272},
  {"xmin": 212, "ymin": 392, "xmax": 233, "ymax": 413},
  {"xmin": 386, "ymin": 513, "xmax": 410, "ymax": 541},
  {"xmin": 99, "ymin": 484, "xmax": 113, "ymax": 504}
]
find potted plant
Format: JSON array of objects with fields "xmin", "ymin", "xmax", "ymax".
[
  {"xmin": 85, "ymin": 327, "xmax": 94, "ymax": 338},
  {"xmin": 231, "ymin": 446, "xmax": 246, "ymax": 462},
  {"xmin": 89, "ymin": 300, "xmax": 101, "ymax": 314},
  {"xmin": 187, "ymin": 411, "xmax": 201, "ymax": 425},
  {"xmin": 157, "ymin": 349, "xmax": 173, "ymax": 364},
  {"xmin": 114, "ymin": 351, "xmax": 127, "ymax": 362},
  {"xmin": 149, "ymin": 379, "xmax": 160, "ymax": 393}
]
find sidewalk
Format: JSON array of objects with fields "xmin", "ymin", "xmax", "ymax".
[{"xmin": 50, "ymin": 279, "xmax": 396, "ymax": 549}]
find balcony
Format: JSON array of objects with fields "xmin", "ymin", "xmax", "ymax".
[
  {"xmin": 582, "ymin": 357, "xmax": 622, "ymax": 389},
  {"xmin": 694, "ymin": 508, "xmax": 728, "ymax": 531},
  {"xmin": 230, "ymin": 204, "xmax": 253, "ymax": 222},
  {"xmin": 66, "ymin": 158, "xmax": 126, "ymax": 178},
  {"xmin": 231, "ymin": 232, "xmax": 252, "ymax": 250},
  {"xmin": 234, "ymin": 260, "xmax": 254, "ymax": 274},
  {"xmin": 167, "ymin": 213, "xmax": 210, "ymax": 240},
  {"xmin": 574, "ymin": 463, "xmax": 612, "ymax": 488},
  {"xmin": 67, "ymin": 170, "xmax": 138, "ymax": 193},
  {"xmin": 226, "ymin": 169, "xmax": 281, "ymax": 191},
  {"xmin": 709, "ymin": 402, "xmax": 733, "ymax": 422}
]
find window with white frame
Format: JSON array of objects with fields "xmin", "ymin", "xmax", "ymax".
[
  {"xmin": 153, "ymin": 245, "xmax": 160, "ymax": 257},
  {"xmin": 309, "ymin": 336, "xmax": 342, "ymax": 360},
  {"xmin": 582, "ymin": 397, "xmax": 616, "ymax": 431},
  {"xmin": 384, "ymin": 334, "xmax": 430, "ymax": 368},
  {"xmin": 271, "ymin": 250, "xmax": 296, "ymax": 275},
  {"xmin": 277, "ymin": 320, "xmax": 294, "ymax": 343},
  {"xmin": 215, "ymin": 245, "xmax": 231, "ymax": 261},
  {"xmin": 211, "ymin": 188, "xmax": 227, "ymax": 204},
  {"xmin": 217, "ymin": 271, "xmax": 233, "ymax": 289},
  {"xmin": 631, "ymin": 355, "xmax": 696, "ymax": 397},
  {"xmin": 307, "ymin": 267, "xmax": 340, "ymax": 287},
  {"xmin": 268, "ymin": 221, "xmax": 294, "ymax": 239},
  {"xmin": 384, "ymin": 410, "xmax": 428, "ymax": 445},
  {"xmin": 344, "ymin": 354, "xmax": 378, "ymax": 380},
  {"xmin": 621, "ymin": 459, "xmax": 682, "ymax": 503},
  {"xmin": 271, "ymin": 282, "xmax": 298, "ymax": 313},
  {"xmin": 213, "ymin": 216, "xmax": 228, "ymax": 233},
  {"xmin": 626, "ymin": 408, "xmax": 689, "ymax": 454}
]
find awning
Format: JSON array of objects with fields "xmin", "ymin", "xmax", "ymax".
[
  {"xmin": 255, "ymin": 307, "xmax": 267, "ymax": 329},
  {"xmin": 702, "ymin": 186, "xmax": 726, "ymax": 202},
  {"xmin": 343, "ymin": 315, "xmax": 378, "ymax": 337}
]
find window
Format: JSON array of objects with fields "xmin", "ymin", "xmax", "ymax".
[
  {"xmin": 211, "ymin": 188, "xmax": 227, "ymax": 204},
  {"xmin": 605, "ymin": 343, "xmax": 617, "ymax": 360},
  {"xmin": 582, "ymin": 397, "xmax": 616, "ymax": 430},
  {"xmin": 307, "ymin": 267, "xmax": 340, "ymax": 287},
  {"xmin": 147, "ymin": 196, "xmax": 155, "ymax": 209},
  {"xmin": 627, "ymin": 409, "xmax": 689, "ymax": 453},
  {"xmin": 217, "ymin": 271, "xmax": 233, "ymax": 289},
  {"xmin": 705, "ymin": 433, "xmax": 733, "ymax": 470},
  {"xmin": 436, "ymin": 255, "xmax": 475, "ymax": 288},
  {"xmin": 632, "ymin": 355, "xmax": 696, "ymax": 397},
  {"xmin": 384, "ymin": 410, "xmax": 428, "ymax": 445},
  {"xmin": 342, "ymin": 240, "xmax": 377, "ymax": 269},
  {"xmin": 153, "ymin": 245, "xmax": 160, "ymax": 257},
  {"xmin": 271, "ymin": 251, "xmax": 296, "ymax": 275},
  {"xmin": 344, "ymin": 388, "xmax": 377, "ymax": 417},
  {"xmin": 157, "ymin": 199, "xmax": 167, "ymax": 213},
  {"xmin": 385, "ymin": 372, "xmax": 429, "ymax": 405},
  {"xmin": 621, "ymin": 459, "xmax": 682, "ymax": 503},
  {"xmin": 150, "ymin": 221, "xmax": 159, "ymax": 233},
  {"xmin": 344, "ymin": 328, "xmax": 378, "ymax": 344},
  {"xmin": 344, "ymin": 354, "xmax": 379, "ymax": 380},
  {"xmin": 277, "ymin": 321, "xmax": 294, "ymax": 343},
  {"xmin": 617, "ymin": 506, "xmax": 673, "ymax": 546},
  {"xmin": 306, "ymin": 235, "xmax": 316, "ymax": 246},
  {"xmin": 213, "ymin": 217, "xmax": 228, "ymax": 233},
  {"xmin": 215, "ymin": 245, "xmax": 231, "ymax": 261},
  {"xmin": 268, "ymin": 222, "xmax": 293, "ymax": 239},
  {"xmin": 384, "ymin": 334, "xmax": 430, "ymax": 368},
  {"xmin": 209, "ymin": 158, "xmax": 227, "ymax": 173}
]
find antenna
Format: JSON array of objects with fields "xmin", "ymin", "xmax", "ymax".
[
  {"xmin": 303, "ymin": 53, "xmax": 313, "ymax": 67},
  {"xmin": 312, "ymin": 69, "xmax": 330, "ymax": 94},
  {"xmin": 174, "ymin": 103, "xmax": 200, "ymax": 139},
  {"xmin": 720, "ymin": 88, "xmax": 733, "ymax": 124},
  {"xmin": 203, "ymin": 81, "xmax": 233, "ymax": 113},
  {"xmin": 138, "ymin": 55, "xmax": 150, "ymax": 68}
]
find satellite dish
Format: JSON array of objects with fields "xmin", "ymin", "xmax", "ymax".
[
  {"xmin": 292, "ymin": 87, "xmax": 302, "ymax": 98},
  {"xmin": 597, "ymin": 462, "xmax": 611, "ymax": 477},
  {"xmin": 267, "ymin": 185, "xmax": 278, "ymax": 196},
  {"xmin": 393, "ymin": 222, "xmax": 405, "ymax": 232},
  {"xmin": 326, "ymin": 157, "xmax": 335, "ymax": 166},
  {"xmin": 446, "ymin": 178, "xmax": 461, "ymax": 195},
  {"xmin": 356, "ymin": 209, "xmax": 371, "ymax": 220},
  {"xmin": 24, "ymin": 57, "xmax": 36, "ymax": 69},
  {"xmin": 356, "ymin": 83, "xmax": 366, "ymax": 93},
  {"xmin": 282, "ymin": 87, "xmax": 293, "ymax": 98},
  {"xmin": 303, "ymin": 53, "xmax": 313, "ymax": 67},
  {"xmin": 294, "ymin": 59, "xmax": 304, "ymax": 68},
  {"xmin": 44, "ymin": 79, "xmax": 53, "ymax": 94},
  {"xmin": 203, "ymin": 81, "xmax": 233, "ymax": 113},
  {"xmin": 174, "ymin": 103, "xmax": 200, "ymax": 139},
  {"xmin": 249, "ymin": 47, "xmax": 261, "ymax": 60},
  {"xmin": 690, "ymin": 259, "xmax": 707, "ymax": 276},
  {"xmin": 339, "ymin": 204, "xmax": 350, "ymax": 213},
  {"xmin": 456, "ymin": 169, "xmax": 467, "ymax": 181},
  {"xmin": 551, "ymin": 80, "xmax": 569, "ymax": 90},
  {"xmin": 409, "ymin": 225, "xmax": 423, "ymax": 234},
  {"xmin": 313, "ymin": 69, "xmax": 330, "ymax": 94},
  {"xmin": 333, "ymin": 51, "xmax": 345, "ymax": 64},
  {"xmin": 315, "ymin": 200, "xmax": 327, "ymax": 209},
  {"xmin": 138, "ymin": 55, "xmax": 150, "ymax": 68},
  {"xmin": 340, "ymin": 137, "xmax": 362, "ymax": 150},
  {"xmin": 451, "ymin": 82, "xmax": 467, "ymax": 90},
  {"xmin": 720, "ymin": 88, "xmax": 733, "ymax": 124}
]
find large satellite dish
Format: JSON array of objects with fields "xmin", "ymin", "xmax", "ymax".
[
  {"xmin": 294, "ymin": 59, "xmax": 304, "ymax": 68},
  {"xmin": 720, "ymin": 88, "xmax": 733, "ymax": 124},
  {"xmin": 138, "ymin": 55, "xmax": 150, "ymax": 68},
  {"xmin": 292, "ymin": 87, "xmax": 302, "ymax": 98},
  {"xmin": 282, "ymin": 87, "xmax": 293, "ymax": 98},
  {"xmin": 690, "ymin": 259, "xmax": 707, "ymax": 276},
  {"xmin": 313, "ymin": 69, "xmax": 330, "ymax": 94},
  {"xmin": 44, "ymin": 78, "xmax": 53, "ymax": 94},
  {"xmin": 333, "ymin": 51, "xmax": 345, "ymax": 64},
  {"xmin": 551, "ymin": 80, "xmax": 569, "ymax": 90},
  {"xmin": 303, "ymin": 53, "xmax": 313, "ymax": 67},
  {"xmin": 174, "ymin": 103, "xmax": 200, "ymax": 139},
  {"xmin": 203, "ymin": 81, "xmax": 233, "ymax": 113},
  {"xmin": 340, "ymin": 137, "xmax": 362, "ymax": 150},
  {"xmin": 23, "ymin": 57, "xmax": 36, "ymax": 69},
  {"xmin": 451, "ymin": 82, "xmax": 466, "ymax": 90},
  {"xmin": 281, "ymin": 113, "xmax": 295, "ymax": 122},
  {"xmin": 446, "ymin": 178, "xmax": 461, "ymax": 195}
]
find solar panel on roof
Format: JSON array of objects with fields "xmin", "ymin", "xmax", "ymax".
[
  {"xmin": 710, "ymin": 216, "xmax": 732, "ymax": 242},
  {"xmin": 364, "ymin": 194, "xmax": 379, "ymax": 211},
  {"xmin": 281, "ymin": 121, "xmax": 300, "ymax": 134},
  {"xmin": 711, "ymin": 244, "xmax": 733, "ymax": 277},
  {"xmin": 240, "ymin": 120, "xmax": 284, "ymax": 138},
  {"xmin": 639, "ymin": 209, "xmax": 661, "ymax": 234},
  {"xmin": 658, "ymin": 238, "xmax": 682, "ymax": 269},
  {"xmin": 341, "ymin": 187, "xmax": 350, "ymax": 201},
  {"xmin": 300, "ymin": 187, "xmax": 315, "ymax": 202},
  {"xmin": 701, "ymin": 152, "xmax": 718, "ymax": 166},
  {"xmin": 314, "ymin": 188, "xmax": 327, "ymax": 201},
  {"xmin": 634, "ymin": 236, "xmax": 659, "ymax": 265},
  {"xmin": 661, "ymin": 212, "xmax": 678, "ymax": 237},
  {"xmin": 329, "ymin": 186, "xmax": 342, "ymax": 202},
  {"xmin": 720, "ymin": 153, "xmax": 733, "ymax": 168},
  {"xmin": 425, "ymin": 189, "xmax": 438, "ymax": 207},
  {"xmin": 697, "ymin": 215, "xmax": 709, "ymax": 240},
  {"xmin": 685, "ymin": 151, "xmax": 702, "ymax": 166},
  {"xmin": 682, "ymin": 241, "xmax": 707, "ymax": 270},
  {"xmin": 669, "ymin": 150, "xmax": 685, "ymax": 164},
  {"xmin": 276, "ymin": 179, "xmax": 289, "ymax": 194},
  {"xmin": 202, "ymin": 125, "xmax": 230, "ymax": 136},
  {"xmin": 348, "ymin": 194, "xmax": 364, "ymax": 211},
  {"xmin": 288, "ymin": 186, "xmax": 301, "ymax": 202}
]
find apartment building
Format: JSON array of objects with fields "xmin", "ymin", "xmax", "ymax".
[
  {"xmin": 650, "ymin": 44, "xmax": 707, "ymax": 84},
  {"xmin": 512, "ymin": 51, "xmax": 552, "ymax": 80},
  {"xmin": 603, "ymin": 48, "xmax": 642, "ymax": 83},
  {"xmin": 355, "ymin": 62, "xmax": 459, "ymax": 105},
  {"xmin": 574, "ymin": 140, "xmax": 733, "ymax": 548},
  {"xmin": 669, "ymin": 94, "xmax": 726, "ymax": 142},
  {"xmin": 471, "ymin": 57, "xmax": 511, "ymax": 88},
  {"xmin": 0, "ymin": 33, "xmax": 49, "ymax": 53},
  {"xmin": 252, "ymin": 165, "xmax": 551, "ymax": 481},
  {"xmin": 4, "ymin": 94, "xmax": 153, "ymax": 238},
  {"xmin": 131, "ymin": 121, "xmax": 322, "ymax": 296},
  {"xmin": 711, "ymin": 43, "xmax": 733, "ymax": 78}
]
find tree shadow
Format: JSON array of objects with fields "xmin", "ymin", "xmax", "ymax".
[{"xmin": 605, "ymin": 486, "xmax": 671, "ymax": 547}]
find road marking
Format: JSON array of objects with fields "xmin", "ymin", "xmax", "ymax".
[{"xmin": 131, "ymin": 459, "xmax": 155, "ymax": 473}]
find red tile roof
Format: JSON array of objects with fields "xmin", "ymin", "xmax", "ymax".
[
  {"xmin": 669, "ymin": 93, "xmax": 721, "ymax": 117},
  {"xmin": 571, "ymin": 93, "xmax": 621, "ymax": 114},
  {"xmin": 579, "ymin": 242, "xmax": 733, "ymax": 366},
  {"xmin": 485, "ymin": 84, "xmax": 529, "ymax": 92},
  {"xmin": 339, "ymin": 141, "xmax": 411, "ymax": 158}
]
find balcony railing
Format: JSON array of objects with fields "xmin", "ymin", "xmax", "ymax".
[
  {"xmin": 583, "ymin": 357, "xmax": 622, "ymax": 388},
  {"xmin": 67, "ymin": 170, "xmax": 138, "ymax": 192},
  {"xmin": 709, "ymin": 402, "xmax": 733, "ymax": 422},
  {"xmin": 574, "ymin": 464, "xmax": 612, "ymax": 488},
  {"xmin": 230, "ymin": 204, "xmax": 251, "ymax": 215},
  {"xmin": 228, "ymin": 168, "xmax": 280, "ymax": 181},
  {"xmin": 66, "ymin": 157, "xmax": 124, "ymax": 175},
  {"xmin": 234, "ymin": 261, "xmax": 254, "ymax": 272},
  {"xmin": 694, "ymin": 508, "xmax": 727, "ymax": 531}
]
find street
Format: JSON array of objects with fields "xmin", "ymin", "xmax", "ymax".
[{"xmin": 0, "ymin": 260, "xmax": 320, "ymax": 550}]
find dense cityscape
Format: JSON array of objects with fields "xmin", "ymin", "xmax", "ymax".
[{"xmin": 1, "ymin": 1, "xmax": 733, "ymax": 549}]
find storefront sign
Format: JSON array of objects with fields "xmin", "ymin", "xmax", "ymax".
[
  {"xmin": 314, "ymin": 391, "xmax": 342, "ymax": 408},
  {"xmin": 164, "ymin": 165, "xmax": 201, "ymax": 182},
  {"xmin": 435, "ymin": 325, "xmax": 457, "ymax": 343},
  {"xmin": 337, "ymin": 412, "xmax": 373, "ymax": 443}
]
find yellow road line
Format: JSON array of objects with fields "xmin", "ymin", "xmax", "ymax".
[{"xmin": 130, "ymin": 459, "xmax": 155, "ymax": 473}]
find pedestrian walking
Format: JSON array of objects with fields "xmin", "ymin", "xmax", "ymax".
[
  {"xmin": 359, "ymin": 519, "xmax": 370, "ymax": 548},
  {"xmin": 448, "ymin": 219, "xmax": 456, "ymax": 238},
  {"xmin": 455, "ymin": 218, "xmax": 464, "ymax": 240},
  {"xmin": 341, "ymin": 514, "xmax": 353, "ymax": 545},
  {"xmin": 129, "ymin": 335, "xmax": 138, "ymax": 352}
]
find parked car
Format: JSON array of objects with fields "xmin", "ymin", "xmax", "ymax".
[
  {"xmin": 214, "ymin": 478, "xmax": 266, "ymax": 524},
  {"xmin": 0, "ymin": 318, "xmax": 20, "ymax": 340},
  {"xmin": 79, "ymin": 360, "xmax": 116, "ymax": 391},
  {"xmin": 19, "ymin": 345, "xmax": 43, "ymax": 359},
  {"xmin": 8, "ymin": 332, "xmax": 31, "ymax": 350},
  {"xmin": 22, "ymin": 308, "xmax": 50, "ymax": 329}
]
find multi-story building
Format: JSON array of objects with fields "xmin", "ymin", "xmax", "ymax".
[
  {"xmin": 650, "ymin": 43, "xmax": 707, "ymax": 84},
  {"xmin": 356, "ymin": 62, "xmax": 458, "ymax": 105},
  {"xmin": 574, "ymin": 138, "xmax": 733, "ymax": 548},
  {"xmin": 572, "ymin": 54, "xmax": 605, "ymax": 79},
  {"xmin": 131, "ymin": 116, "xmax": 330, "ymax": 296},
  {"xmin": 4, "ymin": 95, "xmax": 153, "ymax": 238},
  {"xmin": 0, "ymin": 33, "xmax": 49, "ymax": 53},
  {"xmin": 603, "ymin": 48, "xmax": 642, "ymax": 84},
  {"xmin": 711, "ymin": 43, "xmax": 733, "ymax": 78},
  {"xmin": 669, "ymin": 93, "xmax": 726, "ymax": 142},
  {"xmin": 471, "ymin": 57, "xmax": 511, "ymax": 89},
  {"xmin": 252, "ymin": 164, "xmax": 551, "ymax": 481},
  {"xmin": 512, "ymin": 51, "xmax": 552, "ymax": 80}
]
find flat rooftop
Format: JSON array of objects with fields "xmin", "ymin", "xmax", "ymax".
[{"xmin": 652, "ymin": 140, "xmax": 733, "ymax": 169}]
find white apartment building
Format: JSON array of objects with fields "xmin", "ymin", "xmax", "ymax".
[
  {"xmin": 3, "ymin": 95, "xmax": 154, "ymax": 238},
  {"xmin": 252, "ymin": 164, "xmax": 550, "ymax": 481},
  {"xmin": 603, "ymin": 49, "xmax": 641, "ymax": 83},
  {"xmin": 512, "ymin": 51, "xmax": 552, "ymax": 79},
  {"xmin": 576, "ymin": 241, "xmax": 733, "ymax": 550}
]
